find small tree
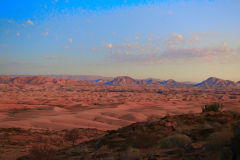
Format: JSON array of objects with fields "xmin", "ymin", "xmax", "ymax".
[{"xmin": 65, "ymin": 128, "xmax": 81, "ymax": 145}]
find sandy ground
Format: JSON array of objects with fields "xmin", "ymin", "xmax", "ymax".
[{"xmin": 0, "ymin": 83, "xmax": 239, "ymax": 131}]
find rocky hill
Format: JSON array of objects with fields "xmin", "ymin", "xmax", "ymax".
[
  {"xmin": 103, "ymin": 76, "xmax": 139, "ymax": 85},
  {"xmin": 159, "ymin": 79, "xmax": 193, "ymax": 88},
  {"xmin": 0, "ymin": 76, "xmax": 87, "ymax": 86},
  {"xmin": 46, "ymin": 75, "xmax": 113, "ymax": 83},
  {"xmin": 194, "ymin": 77, "xmax": 238, "ymax": 89}
]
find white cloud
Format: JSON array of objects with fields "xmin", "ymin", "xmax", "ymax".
[
  {"xmin": 27, "ymin": 20, "xmax": 34, "ymax": 25},
  {"xmin": 44, "ymin": 31, "xmax": 49, "ymax": 36},
  {"xmin": 176, "ymin": 34, "xmax": 184, "ymax": 41},
  {"xmin": 146, "ymin": 38, "xmax": 152, "ymax": 42},
  {"xmin": 199, "ymin": 32, "xmax": 205, "ymax": 37},
  {"xmin": 106, "ymin": 43, "xmax": 113, "ymax": 48},
  {"xmin": 223, "ymin": 42, "xmax": 227, "ymax": 47},
  {"xmin": 7, "ymin": 20, "xmax": 13, "ymax": 23},
  {"xmin": 188, "ymin": 33, "xmax": 200, "ymax": 44},
  {"xmin": 165, "ymin": 33, "xmax": 184, "ymax": 45},
  {"xmin": 168, "ymin": 11, "xmax": 173, "ymax": 15},
  {"xmin": 64, "ymin": 45, "xmax": 69, "ymax": 49},
  {"xmin": 68, "ymin": 38, "xmax": 72, "ymax": 43},
  {"xmin": 44, "ymin": 56, "xmax": 68, "ymax": 59}
]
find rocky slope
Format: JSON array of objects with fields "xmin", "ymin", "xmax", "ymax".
[{"xmin": 18, "ymin": 111, "xmax": 240, "ymax": 160}]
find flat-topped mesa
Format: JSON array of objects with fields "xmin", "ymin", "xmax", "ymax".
[{"xmin": 194, "ymin": 77, "xmax": 238, "ymax": 89}]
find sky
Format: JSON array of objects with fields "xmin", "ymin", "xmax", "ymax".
[{"xmin": 0, "ymin": 0, "xmax": 240, "ymax": 82}]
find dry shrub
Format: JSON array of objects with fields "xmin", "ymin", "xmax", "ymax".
[
  {"xmin": 203, "ymin": 131, "xmax": 233, "ymax": 160},
  {"xmin": 121, "ymin": 146, "xmax": 141, "ymax": 160},
  {"xmin": 202, "ymin": 103, "xmax": 223, "ymax": 112},
  {"xmin": 206, "ymin": 131, "xmax": 233, "ymax": 151},
  {"xmin": 29, "ymin": 143, "xmax": 56, "ymax": 160},
  {"xmin": 65, "ymin": 128, "xmax": 81, "ymax": 145},
  {"xmin": 127, "ymin": 132, "xmax": 160, "ymax": 149},
  {"xmin": 159, "ymin": 134, "xmax": 191, "ymax": 149}
]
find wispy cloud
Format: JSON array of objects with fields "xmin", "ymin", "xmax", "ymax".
[
  {"xmin": 106, "ymin": 43, "xmax": 113, "ymax": 48},
  {"xmin": 135, "ymin": 36, "xmax": 140, "ymax": 41},
  {"xmin": 68, "ymin": 38, "xmax": 72, "ymax": 43},
  {"xmin": 44, "ymin": 31, "xmax": 49, "ymax": 36},
  {"xmin": 188, "ymin": 32, "xmax": 201, "ymax": 44},
  {"xmin": 64, "ymin": 45, "xmax": 70, "ymax": 49},
  {"xmin": 27, "ymin": 20, "xmax": 34, "ymax": 25},
  {"xmin": 164, "ymin": 33, "xmax": 184, "ymax": 45},
  {"xmin": 105, "ymin": 41, "xmax": 239, "ymax": 64},
  {"xmin": 0, "ymin": 44, "xmax": 8, "ymax": 47},
  {"xmin": 168, "ymin": 11, "xmax": 173, "ymax": 15},
  {"xmin": 44, "ymin": 56, "xmax": 68, "ymax": 59}
]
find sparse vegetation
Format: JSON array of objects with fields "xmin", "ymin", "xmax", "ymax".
[
  {"xmin": 159, "ymin": 134, "xmax": 192, "ymax": 149},
  {"xmin": 121, "ymin": 146, "xmax": 141, "ymax": 160},
  {"xmin": 64, "ymin": 128, "xmax": 82, "ymax": 146},
  {"xmin": 29, "ymin": 144, "xmax": 56, "ymax": 160},
  {"xmin": 206, "ymin": 131, "xmax": 233, "ymax": 151},
  {"xmin": 202, "ymin": 103, "xmax": 223, "ymax": 112}
]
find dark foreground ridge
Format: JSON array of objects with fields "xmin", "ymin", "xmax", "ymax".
[{"xmin": 18, "ymin": 111, "xmax": 240, "ymax": 160}]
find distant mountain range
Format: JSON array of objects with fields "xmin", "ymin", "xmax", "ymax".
[
  {"xmin": 47, "ymin": 75, "xmax": 113, "ymax": 83},
  {"xmin": 0, "ymin": 75, "xmax": 239, "ymax": 89},
  {"xmin": 0, "ymin": 75, "xmax": 87, "ymax": 86}
]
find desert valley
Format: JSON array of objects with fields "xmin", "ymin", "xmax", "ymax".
[
  {"xmin": 0, "ymin": 75, "xmax": 240, "ymax": 159},
  {"xmin": 1, "ymin": 0, "xmax": 240, "ymax": 159}
]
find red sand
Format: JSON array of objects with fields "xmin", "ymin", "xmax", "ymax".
[{"xmin": 0, "ymin": 83, "xmax": 239, "ymax": 131}]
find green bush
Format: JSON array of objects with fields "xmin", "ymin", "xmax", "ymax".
[
  {"xmin": 202, "ymin": 103, "xmax": 223, "ymax": 112},
  {"xmin": 159, "ymin": 134, "xmax": 191, "ymax": 149}
]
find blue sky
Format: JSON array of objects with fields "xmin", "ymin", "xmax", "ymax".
[{"xmin": 0, "ymin": 0, "xmax": 240, "ymax": 82}]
